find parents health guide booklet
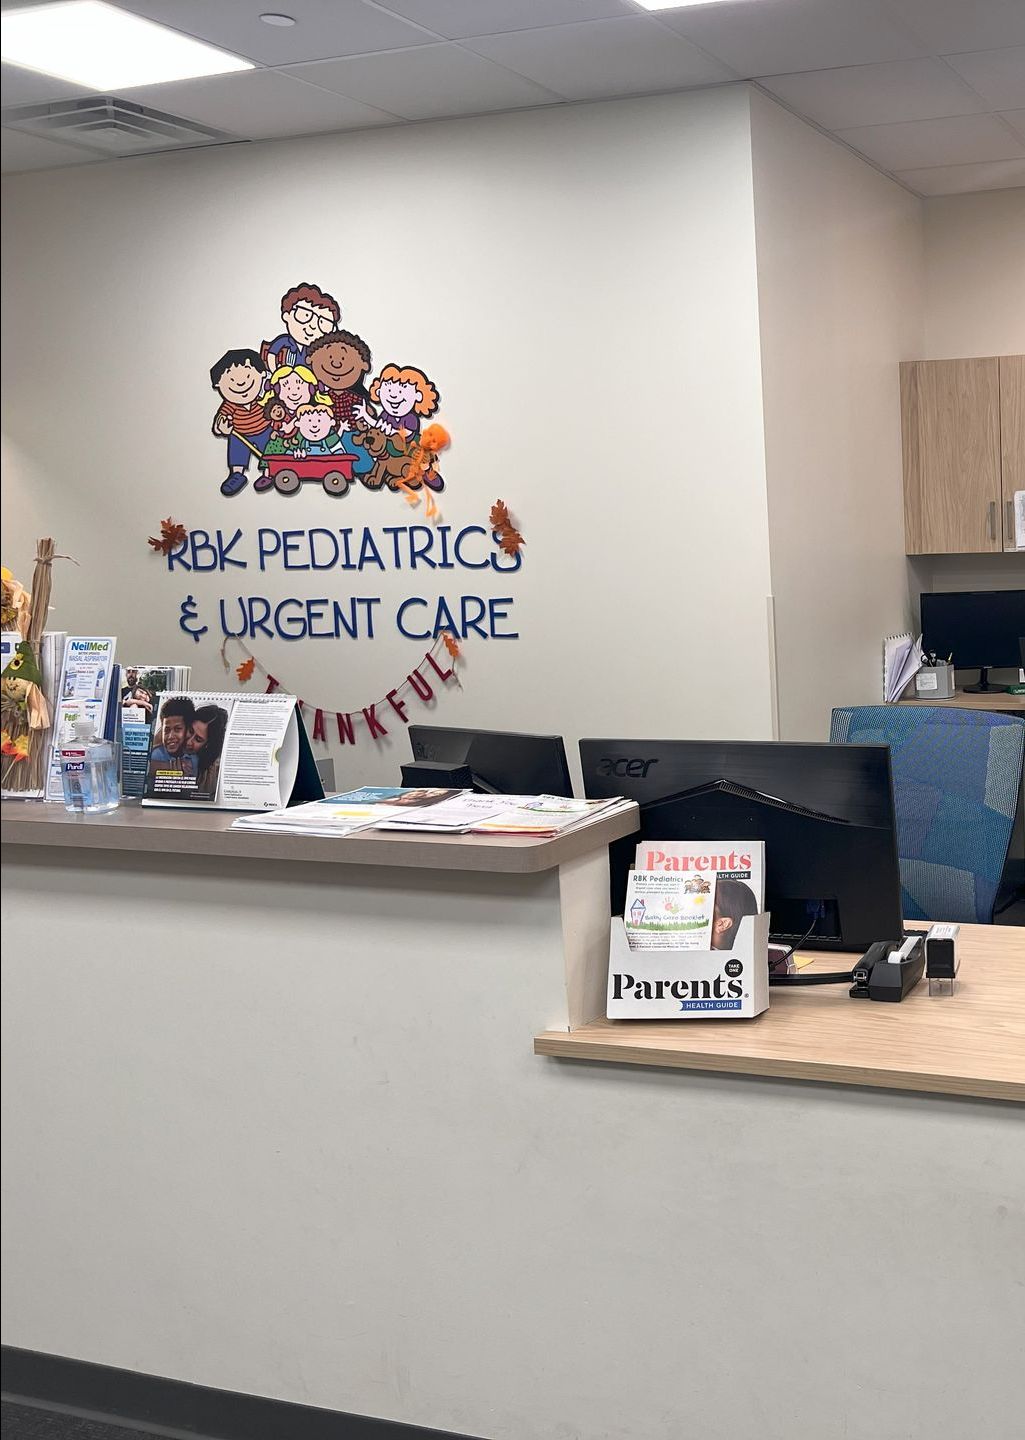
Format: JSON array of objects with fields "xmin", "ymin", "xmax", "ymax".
[{"xmin": 626, "ymin": 840, "xmax": 765, "ymax": 953}]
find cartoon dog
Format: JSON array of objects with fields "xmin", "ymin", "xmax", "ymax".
[{"xmin": 350, "ymin": 425, "xmax": 419, "ymax": 491}]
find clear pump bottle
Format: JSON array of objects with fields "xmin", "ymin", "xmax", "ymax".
[{"xmin": 60, "ymin": 719, "xmax": 120, "ymax": 814}]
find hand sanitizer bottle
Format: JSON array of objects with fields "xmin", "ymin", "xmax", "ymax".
[{"xmin": 60, "ymin": 719, "xmax": 120, "ymax": 814}]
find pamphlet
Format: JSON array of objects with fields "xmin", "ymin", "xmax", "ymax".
[
  {"xmin": 231, "ymin": 786, "xmax": 466, "ymax": 837},
  {"xmin": 624, "ymin": 869, "xmax": 717, "ymax": 951},
  {"xmin": 117, "ymin": 664, "xmax": 191, "ymax": 798},
  {"xmin": 45, "ymin": 636, "xmax": 117, "ymax": 801},
  {"xmin": 471, "ymin": 795, "xmax": 623, "ymax": 837},
  {"xmin": 142, "ymin": 691, "xmax": 322, "ymax": 811},
  {"xmin": 375, "ymin": 791, "xmax": 518, "ymax": 832}
]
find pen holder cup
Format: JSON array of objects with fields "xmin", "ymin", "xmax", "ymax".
[{"xmin": 914, "ymin": 664, "xmax": 955, "ymax": 700}]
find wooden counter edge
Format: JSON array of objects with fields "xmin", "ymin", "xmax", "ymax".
[
  {"xmin": 1, "ymin": 801, "xmax": 640, "ymax": 876},
  {"xmin": 532, "ymin": 1030, "xmax": 1025, "ymax": 1103}
]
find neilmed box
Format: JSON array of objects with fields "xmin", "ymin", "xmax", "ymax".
[{"xmin": 606, "ymin": 914, "xmax": 770, "ymax": 1020}]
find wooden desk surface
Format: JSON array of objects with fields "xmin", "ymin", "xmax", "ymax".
[
  {"xmin": 1, "ymin": 798, "xmax": 639, "ymax": 876},
  {"xmin": 895, "ymin": 692, "xmax": 1025, "ymax": 712},
  {"xmin": 535, "ymin": 923, "xmax": 1025, "ymax": 1101}
]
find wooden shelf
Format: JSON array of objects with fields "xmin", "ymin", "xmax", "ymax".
[
  {"xmin": 894, "ymin": 692, "xmax": 1025, "ymax": 713},
  {"xmin": 1, "ymin": 798, "xmax": 639, "ymax": 876},
  {"xmin": 535, "ymin": 923, "xmax": 1025, "ymax": 1101}
]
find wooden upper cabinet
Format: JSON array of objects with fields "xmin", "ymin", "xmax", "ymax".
[
  {"xmin": 999, "ymin": 355, "xmax": 1024, "ymax": 552},
  {"xmin": 900, "ymin": 357, "xmax": 1002, "ymax": 554}
]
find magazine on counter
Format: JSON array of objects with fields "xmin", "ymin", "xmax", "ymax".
[
  {"xmin": 142, "ymin": 691, "xmax": 321, "ymax": 811},
  {"xmin": 231, "ymin": 786, "xmax": 467, "ymax": 836},
  {"xmin": 631, "ymin": 840, "xmax": 765, "ymax": 952},
  {"xmin": 470, "ymin": 795, "xmax": 625, "ymax": 837},
  {"xmin": 116, "ymin": 664, "xmax": 191, "ymax": 798}
]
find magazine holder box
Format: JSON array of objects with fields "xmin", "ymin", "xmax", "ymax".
[{"xmin": 606, "ymin": 913, "xmax": 770, "ymax": 1020}]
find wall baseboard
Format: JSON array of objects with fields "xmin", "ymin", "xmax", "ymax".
[{"xmin": 1, "ymin": 1347, "xmax": 484, "ymax": 1440}]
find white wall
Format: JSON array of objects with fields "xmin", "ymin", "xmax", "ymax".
[
  {"xmin": 749, "ymin": 92, "xmax": 923, "ymax": 742},
  {"xmin": 1, "ymin": 87, "xmax": 775, "ymax": 791},
  {"xmin": 922, "ymin": 189, "xmax": 1025, "ymax": 360}
]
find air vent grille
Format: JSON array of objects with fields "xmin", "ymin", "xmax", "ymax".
[{"xmin": 2, "ymin": 96, "xmax": 237, "ymax": 157}]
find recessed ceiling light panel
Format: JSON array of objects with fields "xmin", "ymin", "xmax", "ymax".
[
  {"xmin": 634, "ymin": 1, "xmax": 742, "ymax": 9},
  {"xmin": 1, "ymin": 1, "xmax": 254, "ymax": 90}
]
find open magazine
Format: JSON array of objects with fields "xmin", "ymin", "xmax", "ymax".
[
  {"xmin": 142, "ymin": 691, "xmax": 321, "ymax": 811},
  {"xmin": 627, "ymin": 840, "xmax": 765, "ymax": 953}
]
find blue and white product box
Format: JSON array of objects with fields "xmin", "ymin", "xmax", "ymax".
[{"xmin": 606, "ymin": 914, "xmax": 770, "ymax": 1020}]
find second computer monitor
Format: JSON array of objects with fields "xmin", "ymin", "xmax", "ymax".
[
  {"xmin": 579, "ymin": 737, "xmax": 904, "ymax": 951},
  {"xmin": 407, "ymin": 726, "xmax": 573, "ymax": 797}
]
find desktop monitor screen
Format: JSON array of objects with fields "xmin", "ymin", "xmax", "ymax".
[
  {"xmin": 407, "ymin": 726, "xmax": 573, "ymax": 797},
  {"xmin": 920, "ymin": 589, "xmax": 1025, "ymax": 670},
  {"xmin": 579, "ymin": 738, "xmax": 904, "ymax": 951}
]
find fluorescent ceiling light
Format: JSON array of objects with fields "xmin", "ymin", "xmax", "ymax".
[
  {"xmin": 633, "ymin": 1, "xmax": 739, "ymax": 9},
  {"xmin": 1, "ymin": 1, "xmax": 253, "ymax": 90}
]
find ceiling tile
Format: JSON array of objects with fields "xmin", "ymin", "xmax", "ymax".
[
  {"xmin": 895, "ymin": 157, "xmax": 1025, "ymax": 195},
  {"xmin": 115, "ymin": 0, "xmax": 435, "ymax": 65},
  {"xmin": 1002, "ymin": 109, "xmax": 1025, "ymax": 142},
  {"xmin": 944, "ymin": 48, "xmax": 1025, "ymax": 111},
  {"xmin": 464, "ymin": 16, "xmax": 735, "ymax": 103},
  {"xmin": 377, "ymin": 1, "xmax": 634, "ymax": 40},
  {"xmin": 759, "ymin": 59, "xmax": 985, "ymax": 130},
  {"xmin": 886, "ymin": 0, "xmax": 1025, "ymax": 54},
  {"xmin": 1, "ymin": 62, "xmax": 92, "ymax": 108},
  {"xmin": 285, "ymin": 44, "xmax": 561, "ymax": 121},
  {"xmin": 1, "ymin": 125, "xmax": 100, "ymax": 172},
  {"xmin": 123, "ymin": 68, "xmax": 398, "ymax": 139},
  {"xmin": 837, "ymin": 112, "xmax": 1025, "ymax": 169},
  {"xmin": 656, "ymin": 0, "xmax": 929, "ymax": 77}
]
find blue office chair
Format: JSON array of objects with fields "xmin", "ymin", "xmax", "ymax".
[{"xmin": 830, "ymin": 705, "xmax": 1025, "ymax": 924}]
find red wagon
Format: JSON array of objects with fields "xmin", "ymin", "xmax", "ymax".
[{"xmin": 261, "ymin": 452, "xmax": 357, "ymax": 497}]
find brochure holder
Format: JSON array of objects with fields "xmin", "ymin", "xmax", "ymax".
[
  {"xmin": 141, "ymin": 692, "xmax": 323, "ymax": 812},
  {"xmin": 606, "ymin": 913, "xmax": 770, "ymax": 1020}
]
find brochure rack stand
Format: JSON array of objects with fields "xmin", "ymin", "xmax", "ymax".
[{"xmin": 606, "ymin": 913, "xmax": 770, "ymax": 1020}]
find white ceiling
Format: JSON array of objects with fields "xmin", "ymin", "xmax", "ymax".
[{"xmin": 2, "ymin": 0, "xmax": 1023, "ymax": 195}]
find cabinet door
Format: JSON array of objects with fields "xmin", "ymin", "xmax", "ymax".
[
  {"xmin": 999, "ymin": 354, "xmax": 1024, "ymax": 551},
  {"xmin": 901, "ymin": 358, "xmax": 1001, "ymax": 554}
]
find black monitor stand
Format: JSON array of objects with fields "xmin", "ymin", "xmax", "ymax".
[{"xmin": 964, "ymin": 667, "xmax": 1008, "ymax": 694}]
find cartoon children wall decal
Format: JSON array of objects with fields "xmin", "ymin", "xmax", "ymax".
[
  {"xmin": 209, "ymin": 286, "xmax": 446, "ymax": 499},
  {"xmin": 369, "ymin": 365, "xmax": 440, "ymax": 440},
  {"xmin": 210, "ymin": 349, "xmax": 272, "ymax": 497},
  {"xmin": 263, "ymin": 284, "xmax": 341, "ymax": 371}
]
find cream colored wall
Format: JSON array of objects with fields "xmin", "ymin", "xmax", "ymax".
[
  {"xmin": 1, "ymin": 87, "xmax": 775, "ymax": 791},
  {"xmin": 922, "ymin": 189, "xmax": 1025, "ymax": 359},
  {"xmin": 749, "ymin": 91, "xmax": 924, "ymax": 742}
]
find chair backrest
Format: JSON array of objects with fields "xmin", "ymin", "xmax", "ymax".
[{"xmin": 830, "ymin": 705, "xmax": 1025, "ymax": 925}]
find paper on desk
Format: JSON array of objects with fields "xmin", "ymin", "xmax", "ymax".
[{"xmin": 883, "ymin": 632, "xmax": 922, "ymax": 703}]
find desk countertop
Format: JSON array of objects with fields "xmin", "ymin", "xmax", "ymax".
[
  {"xmin": 0, "ymin": 799, "xmax": 640, "ymax": 875},
  {"xmin": 535, "ymin": 923, "xmax": 1025, "ymax": 1101},
  {"xmin": 895, "ymin": 692, "xmax": 1025, "ymax": 712}
]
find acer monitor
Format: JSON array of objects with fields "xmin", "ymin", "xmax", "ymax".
[
  {"xmin": 920, "ymin": 589, "xmax": 1025, "ymax": 693},
  {"xmin": 404, "ymin": 726, "xmax": 573, "ymax": 797},
  {"xmin": 579, "ymin": 738, "xmax": 903, "ymax": 952}
]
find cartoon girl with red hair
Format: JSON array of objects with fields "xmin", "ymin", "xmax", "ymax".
[{"xmin": 368, "ymin": 364, "xmax": 439, "ymax": 440}]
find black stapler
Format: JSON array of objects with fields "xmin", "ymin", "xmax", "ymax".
[{"xmin": 849, "ymin": 936, "xmax": 925, "ymax": 1003}]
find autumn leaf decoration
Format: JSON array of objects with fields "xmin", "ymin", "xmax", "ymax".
[
  {"xmin": 441, "ymin": 632, "xmax": 461, "ymax": 660},
  {"xmin": 236, "ymin": 657, "xmax": 256, "ymax": 683},
  {"xmin": 489, "ymin": 500, "xmax": 524, "ymax": 558},
  {"xmin": 148, "ymin": 517, "xmax": 188, "ymax": 555}
]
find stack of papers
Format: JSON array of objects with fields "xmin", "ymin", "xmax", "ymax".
[
  {"xmin": 231, "ymin": 786, "xmax": 465, "ymax": 837},
  {"xmin": 231, "ymin": 788, "xmax": 628, "ymax": 839},
  {"xmin": 883, "ymin": 632, "xmax": 922, "ymax": 703}
]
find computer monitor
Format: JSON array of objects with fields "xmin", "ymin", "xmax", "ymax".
[
  {"xmin": 920, "ymin": 589, "xmax": 1025, "ymax": 693},
  {"xmin": 580, "ymin": 738, "xmax": 904, "ymax": 952},
  {"xmin": 405, "ymin": 726, "xmax": 573, "ymax": 797}
]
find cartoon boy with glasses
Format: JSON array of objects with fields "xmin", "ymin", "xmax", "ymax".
[{"xmin": 264, "ymin": 283, "xmax": 341, "ymax": 371}]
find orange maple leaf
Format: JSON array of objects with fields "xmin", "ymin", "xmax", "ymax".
[
  {"xmin": 148, "ymin": 517, "xmax": 188, "ymax": 555},
  {"xmin": 236, "ymin": 657, "xmax": 256, "ymax": 683},
  {"xmin": 441, "ymin": 632, "xmax": 461, "ymax": 659},
  {"xmin": 490, "ymin": 500, "xmax": 511, "ymax": 533},
  {"xmin": 498, "ymin": 529, "xmax": 524, "ymax": 557}
]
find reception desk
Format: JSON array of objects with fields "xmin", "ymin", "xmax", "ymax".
[{"xmin": 2, "ymin": 802, "xmax": 1023, "ymax": 1440}]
